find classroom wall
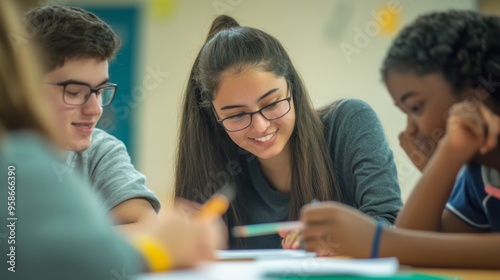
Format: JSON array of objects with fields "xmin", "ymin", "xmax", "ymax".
[
  {"xmin": 480, "ymin": 0, "xmax": 500, "ymax": 16},
  {"xmin": 71, "ymin": 0, "xmax": 476, "ymax": 205}
]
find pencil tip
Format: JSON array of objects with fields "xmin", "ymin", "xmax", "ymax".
[
  {"xmin": 231, "ymin": 226, "xmax": 244, "ymax": 237},
  {"xmin": 218, "ymin": 184, "xmax": 236, "ymax": 201}
]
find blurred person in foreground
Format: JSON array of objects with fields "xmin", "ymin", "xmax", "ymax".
[{"xmin": 0, "ymin": 1, "xmax": 223, "ymax": 279}]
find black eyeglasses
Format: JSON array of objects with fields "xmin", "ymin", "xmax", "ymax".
[
  {"xmin": 44, "ymin": 81, "xmax": 117, "ymax": 106},
  {"xmin": 213, "ymin": 90, "xmax": 292, "ymax": 132}
]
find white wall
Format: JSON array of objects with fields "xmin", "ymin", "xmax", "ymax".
[{"xmin": 74, "ymin": 0, "xmax": 477, "ymax": 204}]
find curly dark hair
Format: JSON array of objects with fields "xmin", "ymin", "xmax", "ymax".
[
  {"xmin": 23, "ymin": 5, "xmax": 120, "ymax": 71},
  {"xmin": 381, "ymin": 10, "xmax": 500, "ymax": 106}
]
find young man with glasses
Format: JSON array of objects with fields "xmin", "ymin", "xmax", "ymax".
[{"xmin": 24, "ymin": 5, "xmax": 160, "ymax": 232}]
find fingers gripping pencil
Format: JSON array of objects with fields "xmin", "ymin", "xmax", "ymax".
[{"xmin": 232, "ymin": 199, "xmax": 319, "ymax": 237}]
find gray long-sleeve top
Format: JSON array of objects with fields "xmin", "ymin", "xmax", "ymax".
[{"xmin": 229, "ymin": 98, "xmax": 403, "ymax": 249}]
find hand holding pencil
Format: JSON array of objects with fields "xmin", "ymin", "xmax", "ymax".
[
  {"xmin": 231, "ymin": 199, "xmax": 318, "ymax": 239},
  {"xmin": 133, "ymin": 187, "xmax": 233, "ymax": 271},
  {"xmin": 231, "ymin": 199, "xmax": 334, "ymax": 255},
  {"xmin": 196, "ymin": 185, "xmax": 235, "ymax": 221},
  {"xmin": 195, "ymin": 185, "xmax": 235, "ymax": 251},
  {"xmin": 231, "ymin": 221, "xmax": 305, "ymax": 250}
]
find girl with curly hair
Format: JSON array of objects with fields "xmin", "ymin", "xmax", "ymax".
[{"xmin": 301, "ymin": 10, "xmax": 500, "ymax": 268}]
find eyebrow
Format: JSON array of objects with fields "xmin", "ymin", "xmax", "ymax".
[
  {"xmin": 62, "ymin": 78, "xmax": 110, "ymax": 87},
  {"xmin": 220, "ymin": 88, "xmax": 281, "ymax": 111}
]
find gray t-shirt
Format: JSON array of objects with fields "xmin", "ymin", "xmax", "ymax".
[
  {"xmin": 65, "ymin": 128, "xmax": 160, "ymax": 213},
  {"xmin": 230, "ymin": 98, "xmax": 402, "ymax": 249},
  {"xmin": 0, "ymin": 131, "xmax": 143, "ymax": 279}
]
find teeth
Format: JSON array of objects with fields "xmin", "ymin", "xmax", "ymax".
[
  {"xmin": 254, "ymin": 133, "xmax": 274, "ymax": 142},
  {"xmin": 75, "ymin": 124, "xmax": 91, "ymax": 128}
]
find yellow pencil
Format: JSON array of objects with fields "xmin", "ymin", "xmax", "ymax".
[{"xmin": 197, "ymin": 185, "xmax": 235, "ymax": 221}]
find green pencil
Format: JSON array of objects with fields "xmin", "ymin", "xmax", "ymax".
[{"xmin": 232, "ymin": 221, "xmax": 303, "ymax": 237}]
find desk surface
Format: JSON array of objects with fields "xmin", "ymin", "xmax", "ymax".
[
  {"xmin": 139, "ymin": 262, "xmax": 500, "ymax": 280},
  {"xmin": 408, "ymin": 267, "xmax": 500, "ymax": 280}
]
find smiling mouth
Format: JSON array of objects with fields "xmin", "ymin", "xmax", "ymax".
[
  {"xmin": 251, "ymin": 131, "xmax": 276, "ymax": 142},
  {"xmin": 72, "ymin": 123, "xmax": 94, "ymax": 129}
]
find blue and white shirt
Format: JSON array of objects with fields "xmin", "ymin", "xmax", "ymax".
[{"xmin": 446, "ymin": 164, "xmax": 500, "ymax": 232}]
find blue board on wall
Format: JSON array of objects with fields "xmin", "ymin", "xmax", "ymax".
[{"xmin": 82, "ymin": 6, "xmax": 140, "ymax": 162}]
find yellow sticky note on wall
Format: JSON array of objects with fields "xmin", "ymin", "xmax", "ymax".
[
  {"xmin": 149, "ymin": 0, "xmax": 176, "ymax": 22},
  {"xmin": 374, "ymin": 4, "xmax": 401, "ymax": 37}
]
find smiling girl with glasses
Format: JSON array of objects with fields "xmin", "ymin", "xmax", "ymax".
[{"xmin": 175, "ymin": 15, "xmax": 403, "ymax": 250}]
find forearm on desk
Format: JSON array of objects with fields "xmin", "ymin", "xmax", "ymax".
[
  {"xmin": 396, "ymin": 143, "xmax": 470, "ymax": 231},
  {"xmin": 112, "ymin": 198, "xmax": 158, "ymax": 233},
  {"xmin": 380, "ymin": 228, "xmax": 500, "ymax": 269}
]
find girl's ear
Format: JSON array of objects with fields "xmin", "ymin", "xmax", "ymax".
[
  {"xmin": 469, "ymin": 87, "xmax": 500, "ymax": 115},
  {"xmin": 473, "ymin": 87, "xmax": 491, "ymax": 101},
  {"xmin": 459, "ymin": 87, "xmax": 481, "ymax": 100},
  {"xmin": 458, "ymin": 87, "xmax": 492, "ymax": 105}
]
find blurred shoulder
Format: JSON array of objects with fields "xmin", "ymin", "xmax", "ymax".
[
  {"xmin": 1, "ymin": 130, "xmax": 59, "ymax": 162},
  {"xmin": 318, "ymin": 98, "xmax": 375, "ymax": 123},
  {"xmin": 91, "ymin": 128, "xmax": 122, "ymax": 144}
]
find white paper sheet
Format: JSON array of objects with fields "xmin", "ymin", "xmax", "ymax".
[
  {"xmin": 258, "ymin": 257, "xmax": 399, "ymax": 277},
  {"xmin": 137, "ymin": 257, "xmax": 399, "ymax": 280},
  {"xmin": 216, "ymin": 249, "xmax": 316, "ymax": 260}
]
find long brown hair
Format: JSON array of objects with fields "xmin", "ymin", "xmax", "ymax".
[
  {"xmin": 175, "ymin": 15, "xmax": 340, "ymax": 224},
  {"xmin": 0, "ymin": 0, "xmax": 56, "ymax": 140}
]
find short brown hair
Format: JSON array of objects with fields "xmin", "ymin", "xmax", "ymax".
[{"xmin": 23, "ymin": 5, "xmax": 121, "ymax": 71}]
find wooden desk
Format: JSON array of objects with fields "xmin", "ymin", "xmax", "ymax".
[
  {"xmin": 138, "ymin": 261, "xmax": 500, "ymax": 280},
  {"xmin": 403, "ymin": 266, "xmax": 500, "ymax": 280}
]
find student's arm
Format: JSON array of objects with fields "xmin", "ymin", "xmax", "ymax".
[
  {"xmin": 283, "ymin": 99, "xmax": 403, "ymax": 250},
  {"xmin": 325, "ymin": 99, "xmax": 403, "ymax": 224},
  {"xmin": 301, "ymin": 202, "xmax": 500, "ymax": 269},
  {"xmin": 381, "ymin": 225, "xmax": 500, "ymax": 268},
  {"xmin": 398, "ymin": 127, "xmax": 431, "ymax": 172},
  {"xmin": 83, "ymin": 130, "xmax": 161, "ymax": 229},
  {"xmin": 395, "ymin": 141, "xmax": 472, "ymax": 231},
  {"xmin": 111, "ymin": 198, "xmax": 158, "ymax": 233}
]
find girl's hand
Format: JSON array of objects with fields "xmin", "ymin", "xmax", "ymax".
[
  {"xmin": 478, "ymin": 102, "xmax": 500, "ymax": 154},
  {"xmin": 443, "ymin": 100, "xmax": 500, "ymax": 158},
  {"xmin": 301, "ymin": 202, "xmax": 379, "ymax": 258},
  {"xmin": 399, "ymin": 127, "xmax": 431, "ymax": 172},
  {"xmin": 148, "ymin": 211, "xmax": 216, "ymax": 269},
  {"xmin": 280, "ymin": 229, "xmax": 302, "ymax": 250},
  {"xmin": 172, "ymin": 197, "xmax": 202, "ymax": 220},
  {"xmin": 142, "ymin": 198, "xmax": 228, "ymax": 270},
  {"xmin": 280, "ymin": 229, "xmax": 335, "ymax": 256},
  {"xmin": 172, "ymin": 197, "xmax": 228, "ymax": 251}
]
